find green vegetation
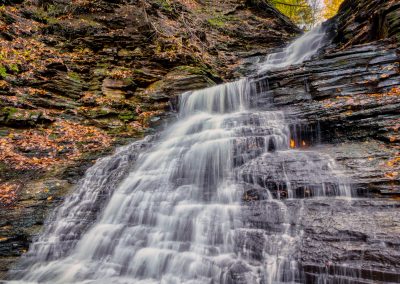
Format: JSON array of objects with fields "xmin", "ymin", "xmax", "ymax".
[
  {"xmin": 31, "ymin": 6, "xmax": 59, "ymax": 24},
  {"xmin": 0, "ymin": 65, "xmax": 7, "ymax": 79},
  {"xmin": 269, "ymin": 0, "xmax": 345, "ymax": 28},
  {"xmin": 9, "ymin": 63, "xmax": 19, "ymax": 74},
  {"xmin": 118, "ymin": 111, "xmax": 137, "ymax": 122},
  {"xmin": 1, "ymin": 107, "xmax": 18, "ymax": 120},
  {"xmin": 207, "ymin": 15, "xmax": 237, "ymax": 28},
  {"xmin": 155, "ymin": 0, "xmax": 173, "ymax": 12},
  {"xmin": 67, "ymin": 72, "xmax": 81, "ymax": 82}
]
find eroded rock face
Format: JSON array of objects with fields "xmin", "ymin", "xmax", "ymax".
[
  {"xmin": 238, "ymin": 13, "xmax": 400, "ymax": 282},
  {"xmin": 300, "ymin": 199, "xmax": 400, "ymax": 283},
  {"xmin": 1, "ymin": 0, "xmax": 399, "ymax": 282},
  {"xmin": 0, "ymin": 0, "xmax": 301, "ymax": 278},
  {"xmin": 238, "ymin": 198, "xmax": 400, "ymax": 283},
  {"xmin": 331, "ymin": 0, "xmax": 400, "ymax": 47},
  {"xmin": 250, "ymin": 41, "xmax": 400, "ymax": 196}
]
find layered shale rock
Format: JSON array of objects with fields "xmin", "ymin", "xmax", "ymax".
[
  {"xmin": 236, "ymin": 2, "xmax": 400, "ymax": 282},
  {"xmin": 1, "ymin": 0, "xmax": 399, "ymax": 282},
  {"xmin": 239, "ymin": 198, "xmax": 400, "ymax": 283},
  {"xmin": 0, "ymin": 0, "xmax": 300, "ymax": 278},
  {"xmin": 250, "ymin": 41, "xmax": 400, "ymax": 196},
  {"xmin": 332, "ymin": 0, "xmax": 400, "ymax": 47}
]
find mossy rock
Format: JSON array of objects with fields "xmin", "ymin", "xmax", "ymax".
[
  {"xmin": 207, "ymin": 14, "xmax": 237, "ymax": 28},
  {"xmin": 0, "ymin": 107, "xmax": 53, "ymax": 127},
  {"xmin": 153, "ymin": 0, "xmax": 173, "ymax": 12},
  {"xmin": 67, "ymin": 72, "xmax": 82, "ymax": 82},
  {"xmin": 118, "ymin": 111, "xmax": 137, "ymax": 122},
  {"xmin": 0, "ymin": 106, "xmax": 18, "ymax": 118},
  {"xmin": 84, "ymin": 107, "xmax": 118, "ymax": 119}
]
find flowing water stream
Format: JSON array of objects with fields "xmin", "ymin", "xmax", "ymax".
[{"xmin": 8, "ymin": 25, "xmax": 352, "ymax": 284}]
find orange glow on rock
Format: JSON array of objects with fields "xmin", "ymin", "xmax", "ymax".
[{"xmin": 290, "ymin": 139, "xmax": 296, "ymax": 148}]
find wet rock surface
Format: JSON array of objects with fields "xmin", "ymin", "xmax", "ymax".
[
  {"xmin": 249, "ymin": 40, "xmax": 400, "ymax": 196},
  {"xmin": 238, "ymin": 198, "xmax": 400, "ymax": 283},
  {"xmin": 0, "ymin": 0, "xmax": 299, "ymax": 277},
  {"xmin": 0, "ymin": 0, "xmax": 399, "ymax": 282},
  {"xmin": 300, "ymin": 198, "xmax": 400, "ymax": 283},
  {"xmin": 331, "ymin": 0, "xmax": 400, "ymax": 48},
  {"xmin": 238, "ymin": 24, "xmax": 400, "ymax": 284},
  {"xmin": 234, "ymin": 2, "xmax": 400, "ymax": 280}
]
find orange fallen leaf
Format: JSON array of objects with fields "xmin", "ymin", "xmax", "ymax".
[{"xmin": 385, "ymin": 172, "xmax": 399, "ymax": 179}]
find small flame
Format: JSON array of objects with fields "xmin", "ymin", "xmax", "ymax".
[
  {"xmin": 290, "ymin": 139, "xmax": 296, "ymax": 148},
  {"xmin": 302, "ymin": 140, "xmax": 306, "ymax": 147}
]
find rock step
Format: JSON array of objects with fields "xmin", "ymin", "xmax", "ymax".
[{"xmin": 302, "ymin": 263, "xmax": 400, "ymax": 284}]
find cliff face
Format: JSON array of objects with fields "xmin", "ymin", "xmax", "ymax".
[
  {"xmin": 247, "ymin": 41, "xmax": 400, "ymax": 282},
  {"xmin": 239, "ymin": 1, "xmax": 400, "ymax": 282},
  {"xmin": 252, "ymin": 41, "xmax": 400, "ymax": 196},
  {"xmin": 331, "ymin": 0, "xmax": 400, "ymax": 47},
  {"xmin": 1, "ymin": 0, "xmax": 399, "ymax": 281},
  {"xmin": 0, "ymin": 0, "xmax": 300, "ymax": 277}
]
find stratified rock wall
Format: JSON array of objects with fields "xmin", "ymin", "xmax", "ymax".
[
  {"xmin": 251, "ymin": 41, "xmax": 400, "ymax": 196},
  {"xmin": 240, "ymin": 1, "xmax": 400, "ymax": 282},
  {"xmin": 0, "ymin": 0, "xmax": 399, "ymax": 282},
  {"xmin": 0, "ymin": 0, "xmax": 300, "ymax": 278},
  {"xmin": 331, "ymin": 0, "xmax": 400, "ymax": 47}
]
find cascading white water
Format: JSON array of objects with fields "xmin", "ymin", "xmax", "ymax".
[
  {"xmin": 8, "ymin": 25, "xmax": 350, "ymax": 284},
  {"xmin": 258, "ymin": 25, "xmax": 327, "ymax": 72}
]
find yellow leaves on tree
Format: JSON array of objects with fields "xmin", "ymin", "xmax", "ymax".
[
  {"xmin": 270, "ymin": 0, "xmax": 318, "ymax": 29},
  {"xmin": 323, "ymin": 0, "xmax": 345, "ymax": 19}
]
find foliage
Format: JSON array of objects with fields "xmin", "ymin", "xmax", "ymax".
[
  {"xmin": 155, "ymin": 0, "xmax": 173, "ymax": 12},
  {"xmin": 0, "ymin": 121, "xmax": 113, "ymax": 171},
  {"xmin": 0, "ymin": 64, "xmax": 7, "ymax": 78},
  {"xmin": 270, "ymin": 0, "xmax": 345, "ymax": 28},
  {"xmin": 0, "ymin": 182, "xmax": 18, "ymax": 206},
  {"xmin": 323, "ymin": 0, "xmax": 344, "ymax": 19},
  {"xmin": 107, "ymin": 68, "xmax": 133, "ymax": 79},
  {"xmin": 270, "ymin": 0, "xmax": 321, "ymax": 29},
  {"xmin": 118, "ymin": 111, "xmax": 137, "ymax": 122},
  {"xmin": 9, "ymin": 63, "xmax": 19, "ymax": 73}
]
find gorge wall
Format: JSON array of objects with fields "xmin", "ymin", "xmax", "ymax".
[
  {"xmin": 240, "ymin": 0, "xmax": 400, "ymax": 281},
  {"xmin": 0, "ymin": 0, "xmax": 299, "ymax": 277},
  {"xmin": 0, "ymin": 0, "xmax": 399, "ymax": 282}
]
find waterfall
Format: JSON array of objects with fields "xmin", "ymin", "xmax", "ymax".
[
  {"xmin": 258, "ymin": 25, "xmax": 327, "ymax": 72},
  {"xmin": 8, "ymin": 25, "xmax": 350, "ymax": 284}
]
